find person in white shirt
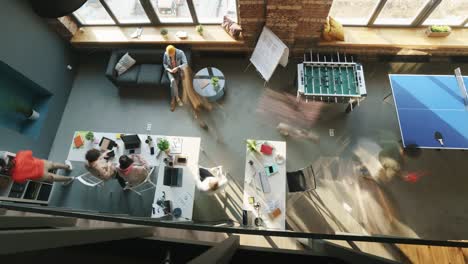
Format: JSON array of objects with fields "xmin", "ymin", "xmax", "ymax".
[{"xmin": 196, "ymin": 167, "xmax": 228, "ymax": 195}]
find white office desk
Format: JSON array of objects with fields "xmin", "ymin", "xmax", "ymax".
[
  {"xmin": 243, "ymin": 140, "xmax": 286, "ymax": 230},
  {"xmin": 152, "ymin": 136, "xmax": 200, "ymax": 220},
  {"xmin": 67, "ymin": 131, "xmax": 200, "ymax": 220}
]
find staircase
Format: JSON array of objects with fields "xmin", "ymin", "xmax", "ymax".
[
  {"xmin": 1, "ymin": 209, "xmax": 465, "ymax": 263},
  {"xmin": 0, "ymin": 208, "xmax": 389, "ymax": 263}
]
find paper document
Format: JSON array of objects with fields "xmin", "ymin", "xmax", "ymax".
[
  {"xmin": 170, "ymin": 137, "xmax": 183, "ymax": 154},
  {"xmin": 249, "ymin": 27, "xmax": 289, "ymax": 81}
]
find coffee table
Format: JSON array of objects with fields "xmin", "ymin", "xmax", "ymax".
[{"xmin": 193, "ymin": 67, "xmax": 225, "ymax": 102}]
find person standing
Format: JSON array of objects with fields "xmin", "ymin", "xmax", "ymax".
[
  {"xmin": 163, "ymin": 45, "xmax": 187, "ymax": 112},
  {"xmin": 116, "ymin": 154, "xmax": 150, "ymax": 188},
  {"xmin": 0, "ymin": 150, "xmax": 74, "ymax": 185}
]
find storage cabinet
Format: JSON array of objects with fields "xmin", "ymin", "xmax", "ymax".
[{"xmin": 0, "ymin": 174, "xmax": 52, "ymax": 205}]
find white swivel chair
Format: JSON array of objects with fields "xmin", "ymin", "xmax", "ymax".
[
  {"xmin": 123, "ymin": 166, "xmax": 156, "ymax": 196},
  {"xmin": 76, "ymin": 172, "xmax": 104, "ymax": 187}
]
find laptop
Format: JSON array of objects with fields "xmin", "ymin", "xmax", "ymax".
[{"xmin": 163, "ymin": 167, "xmax": 183, "ymax": 187}]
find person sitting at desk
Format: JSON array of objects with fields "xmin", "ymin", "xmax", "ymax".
[
  {"xmin": 0, "ymin": 150, "xmax": 74, "ymax": 185},
  {"xmin": 196, "ymin": 167, "xmax": 228, "ymax": 195},
  {"xmin": 163, "ymin": 45, "xmax": 187, "ymax": 112},
  {"xmin": 84, "ymin": 149, "xmax": 116, "ymax": 181},
  {"xmin": 116, "ymin": 154, "xmax": 150, "ymax": 188}
]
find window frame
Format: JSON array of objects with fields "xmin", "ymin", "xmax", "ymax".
[
  {"xmin": 149, "ymin": 0, "xmax": 197, "ymax": 24},
  {"xmin": 103, "ymin": 0, "xmax": 152, "ymax": 24},
  {"xmin": 73, "ymin": 0, "xmax": 117, "ymax": 25},
  {"xmin": 330, "ymin": 0, "xmax": 468, "ymax": 28},
  {"xmin": 372, "ymin": 0, "xmax": 434, "ymax": 26},
  {"xmin": 72, "ymin": 0, "xmax": 239, "ymax": 27},
  {"xmin": 421, "ymin": 0, "xmax": 468, "ymax": 26}
]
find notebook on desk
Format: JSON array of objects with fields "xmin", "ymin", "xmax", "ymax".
[
  {"xmin": 255, "ymin": 171, "xmax": 271, "ymax": 193},
  {"xmin": 163, "ymin": 167, "xmax": 183, "ymax": 187}
]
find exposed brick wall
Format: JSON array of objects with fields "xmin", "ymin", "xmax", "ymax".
[
  {"xmin": 238, "ymin": 0, "xmax": 333, "ymax": 50},
  {"xmin": 238, "ymin": 0, "xmax": 266, "ymax": 46},
  {"xmin": 296, "ymin": 0, "xmax": 333, "ymax": 47}
]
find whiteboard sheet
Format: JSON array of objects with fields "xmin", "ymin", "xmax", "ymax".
[{"xmin": 250, "ymin": 27, "xmax": 289, "ymax": 82}]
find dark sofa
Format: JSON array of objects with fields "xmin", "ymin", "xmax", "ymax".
[{"xmin": 105, "ymin": 48, "xmax": 191, "ymax": 89}]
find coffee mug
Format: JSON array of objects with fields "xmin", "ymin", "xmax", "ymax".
[
  {"xmin": 173, "ymin": 208, "xmax": 182, "ymax": 218},
  {"xmin": 254, "ymin": 217, "xmax": 263, "ymax": 227}
]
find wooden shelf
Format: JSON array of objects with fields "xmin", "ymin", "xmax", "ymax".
[
  {"xmin": 71, "ymin": 25, "xmax": 245, "ymax": 50},
  {"xmin": 319, "ymin": 27, "xmax": 468, "ymax": 50}
]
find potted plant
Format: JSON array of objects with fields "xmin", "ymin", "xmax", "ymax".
[
  {"xmin": 426, "ymin": 25, "xmax": 451, "ymax": 37},
  {"xmin": 85, "ymin": 131, "xmax": 94, "ymax": 142},
  {"xmin": 13, "ymin": 100, "xmax": 40, "ymax": 121},
  {"xmin": 246, "ymin": 139, "xmax": 260, "ymax": 154},
  {"xmin": 196, "ymin": 25, "xmax": 203, "ymax": 36},
  {"xmin": 157, "ymin": 138, "xmax": 170, "ymax": 155},
  {"xmin": 160, "ymin": 28, "xmax": 168, "ymax": 40},
  {"xmin": 211, "ymin": 76, "xmax": 220, "ymax": 91}
]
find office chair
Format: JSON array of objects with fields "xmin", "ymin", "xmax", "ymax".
[
  {"xmin": 286, "ymin": 165, "xmax": 316, "ymax": 193},
  {"xmin": 123, "ymin": 166, "xmax": 156, "ymax": 196}
]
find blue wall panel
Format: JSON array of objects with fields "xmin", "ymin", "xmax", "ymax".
[{"xmin": 0, "ymin": 0, "xmax": 76, "ymax": 158}]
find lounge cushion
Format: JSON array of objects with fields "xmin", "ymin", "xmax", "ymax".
[
  {"xmin": 137, "ymin": 64, "xmax": 163, "ymax": 86},
  {"xmin": 116, "ymin": 65, "xmax": 140, "ymax": 85},
  {"xmin": 161, "ymin": 71, "xmax": 170, "ymax": 87},
  {"xmin": 222, "ymin": 16, "xmax": 242, "ymax": 39},
  {"xmin": 129, "ymin": 50, "xmax": 165, "ymax": 64},
  {"xmin": 322, "ymin": 16, "xmax": 344, "ymax": 41},
  {"xmin": 115, "ymin": 52, "xmax": 136, "ymax": 76}
]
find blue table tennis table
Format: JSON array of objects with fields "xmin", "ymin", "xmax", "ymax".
[{"xmin": 389, "ymin": 74, "xmax": 468, "ymax": 149}]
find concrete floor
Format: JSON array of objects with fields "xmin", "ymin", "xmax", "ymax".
[{"xmin": 48, "ymin": 52, "xmax": 468, "ymax": 242}]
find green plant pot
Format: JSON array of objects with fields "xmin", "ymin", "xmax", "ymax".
[
  {"xmin": 425, "ymin": 26, "xmax": 451, "ymax": 37},
  {"xmin": 85, "ymin": 131, "xmax": 94, "ymax": 141},
  {"xmin": 157, "ymin": 139, "xmax": 170, "ymax": 154},
  {"xmin": 196, "ymin": 25, "xmax": 203, "ymax": 36}
]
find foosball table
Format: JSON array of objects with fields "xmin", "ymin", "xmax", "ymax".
[{"xmin": 297, "ymin": 51, "xmax": 367, "ymax": 111}]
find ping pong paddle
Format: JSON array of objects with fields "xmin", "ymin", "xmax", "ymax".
[{"xmin": 434, "ymin": 131, "xmax": 444, "ymax": 146}]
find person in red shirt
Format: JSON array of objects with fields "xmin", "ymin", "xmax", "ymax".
[{"xmin": 0, "ymin": 150, "xmax": 74, "ymax": 185}]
